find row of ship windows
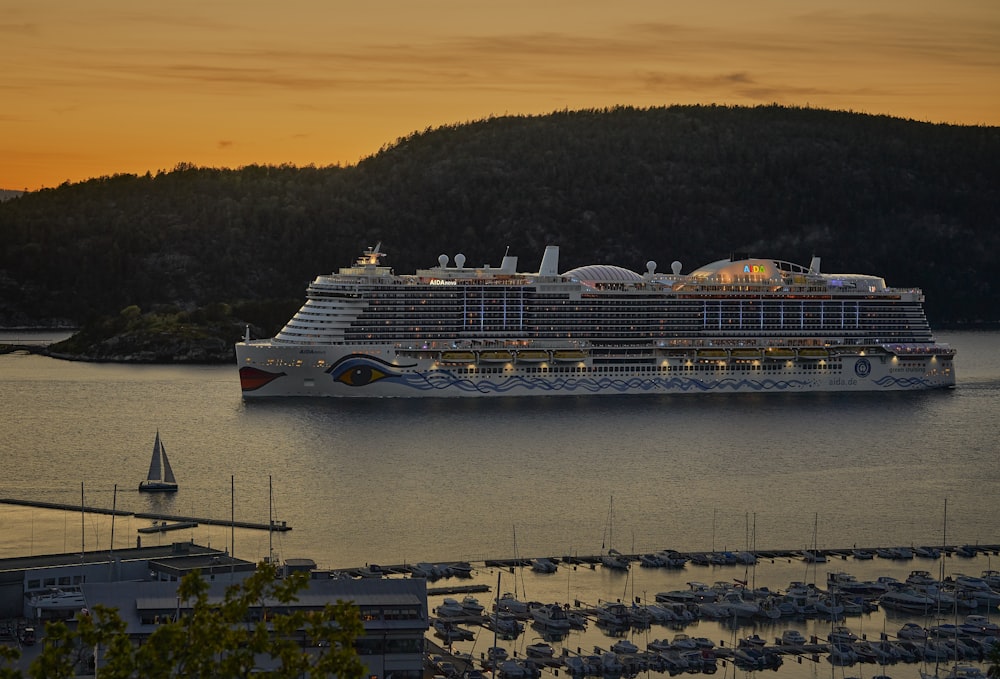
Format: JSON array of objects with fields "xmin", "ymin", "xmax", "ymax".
[
  {"xmin": 345, "ymin": 304, "xmax": 923, "ymax": 316},
  {"xmin": 315, "ymin": 289, "xmax": 898, "ymax": 301},
  {"xmin": 443, "ymin": 362, "xmax": 844, "ymax": 374},
  {"xmin": 341, "ymin": 329, "xmax": 932, "ymax": 340},
  {"xmin": 346, "ymin": 305, "xmax": 926, "ymax": 316},
  {"xmin": 345, "ymin": 318, "xmax": 928, "ymax": 330},
  {"xmin": 352, "ymin": 316, "xmax": 929, "ymax": 326}
]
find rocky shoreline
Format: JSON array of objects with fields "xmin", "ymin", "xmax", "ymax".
[{"xmin": 0, "ymin": 340, "xmax": 233, "ymax": 364}]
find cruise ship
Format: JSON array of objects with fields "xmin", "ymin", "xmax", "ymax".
[{"xmin": 235, "ymin": 243, "xmax": 955, "ymax": 397}]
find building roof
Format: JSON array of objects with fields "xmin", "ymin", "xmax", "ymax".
[
  {"xmin": 0, "ymin": 541, "xmax": 230, "ymax": 575},
  {"xmin": 563, "ymin": 264, "xmax": 643, "ymax": 283}
]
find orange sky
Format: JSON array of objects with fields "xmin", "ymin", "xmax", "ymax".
[{"xmin": 3, "ymin": 1, "xmax": 999, "ymax": 191}]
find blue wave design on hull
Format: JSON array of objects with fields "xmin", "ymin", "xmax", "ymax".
[
  {"xmin": 326, "ymin": 356, "xmax": 947, "ymax": 394},
  {"xmin": 388, "ymin": 371, "xmax": 818, "ymax": 394},
  {"xmin": 872, "ymin": 375, "xmax": 936, "ymax": 389}
]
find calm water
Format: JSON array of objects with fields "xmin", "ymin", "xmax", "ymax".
[{"xmin": 2, "ymin": 331, "xmax": 999, "ymax": 677}]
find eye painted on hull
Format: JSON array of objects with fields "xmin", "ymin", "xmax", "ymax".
[
  {"xmin": 334, "ymin": 364, "xmax": 389, "ymax": 387},
  {"xmin": 326, "ymin": 355, "xmax": 412, "ymax": 388}
]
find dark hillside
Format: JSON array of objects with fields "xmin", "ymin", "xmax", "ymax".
[{"xmin": 1, "ymin": 104, "xmax": 997, "ymax": 335}]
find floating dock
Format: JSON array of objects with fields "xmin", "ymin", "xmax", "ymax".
[
  {"xmin": 0, "ymin": 498, "xmax": 290, "ymax": 532},
  {"xmin": 137, "ymin": 521, "xmax": 199, "ymax": 534}
]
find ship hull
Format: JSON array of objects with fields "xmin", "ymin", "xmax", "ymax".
[{"xmin": 236, "ymin": 342, "xmax": 955, "ymax": 398}]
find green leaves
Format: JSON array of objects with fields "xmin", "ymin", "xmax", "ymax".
[{"xmin": 8, "ymin": 563, "xmax": 366, "ymax": 679}]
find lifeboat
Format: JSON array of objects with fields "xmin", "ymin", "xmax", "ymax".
[
  {"xmin": 696, "ymin": 349, "xmax": 729, "ymax": 359},
  {"xmin": 440, "ymin": 351, "xmax": 476, "ymax": 364},
  {"xmin": 478, "ymin": 350, "xmax": 513, "ymax": 363},
  {"xmin": 516, "ymin": 350, "xmax": 550, "ymax": 363},
  {"xmin": 763, "ymin": 348, "xmax": 796, "ymax": 360},
  {"xmin": 797, "ymin": 348, "xmax": 829, "ymax": 360},
  {"xmin": 552, "ymin": 350, "xmax": 587, "ymax": 362},
  {"xmin": 730, "ymin": 349, "xmax": 761, "ymax": 360}
]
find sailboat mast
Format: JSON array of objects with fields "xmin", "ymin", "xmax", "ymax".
[
  {"xmin": 608, "ymin": 495, "xmax": 615, "ymax": 550},
  {"xmin": 231, "ymin": 475, "xmax": 235, "ymax": 568},
  {"xmin": 109, "ymin": 484, "xmax": 117, "ymax": 577},
  {"xmin": 268, "ymin": 475, "xmax": 273, "ymax": 564}
]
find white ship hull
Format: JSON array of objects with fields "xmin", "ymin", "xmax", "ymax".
[{"xmin": 236, "ymin": 342, "xmax": 954, "ymax": 398}]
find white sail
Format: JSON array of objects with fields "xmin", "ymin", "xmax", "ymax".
[
  {"xmin": 140, "ymin": 430, "xmax": 178, "ymax": 492},
  {"xmin": 147, "ymin": 431, "xmax": 163, "ymax": 481},
  {"xmin": 160, "ymin": 443, "xmax": 176, "ymax": 484}
]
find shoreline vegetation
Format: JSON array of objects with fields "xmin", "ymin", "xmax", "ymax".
[
  {"xmin": 2, "ymin": 106, "xmax": 998, "ymax": 360},
  {"xmin": 2, "ymin": 319, "xmax": 997, "ymax": 366}
]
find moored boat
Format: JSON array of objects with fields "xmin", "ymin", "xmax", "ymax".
[{"xmin": 478, "ymin": 350, "xmax": 514, "ymax": 363}]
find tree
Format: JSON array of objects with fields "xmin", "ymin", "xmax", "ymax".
[
  {"xmin": 14, "ymin": 562, "xmax": 365, "ymax": 679},
  {"xmin": 989, "ymin": 640, "xmax": 1000, "ymax": 678}
]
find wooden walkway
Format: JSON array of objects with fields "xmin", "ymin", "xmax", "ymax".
[{"xmin": 0, "ymin": 497, "xmax": 290, "ymax": 532}]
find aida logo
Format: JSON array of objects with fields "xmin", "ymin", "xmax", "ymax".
[{"xmin": 743, "ymin": 264, "xmax": 767, "ymax": 274}]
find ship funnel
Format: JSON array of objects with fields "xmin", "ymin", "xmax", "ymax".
[
  {"xmin": 539, "ymin": 245, "xmax": 560, "ymax": 275},
  {"xmin": 808, "ymin": 256, "xmax": 821, "ymax": 274},
  {"xmin": 500, "ymin": 255, "xmax": 518, "ymax": 273}
]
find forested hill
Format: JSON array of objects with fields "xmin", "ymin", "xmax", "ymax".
[{"xmin": 2, "ymin": 104, "xmax": 999, "ymax": 338}]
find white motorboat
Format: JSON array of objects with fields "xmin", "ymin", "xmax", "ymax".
[
  {"xmin": 356, "ymin": 564, "xmax": 383, "ymax": 578},
  {"xmin": 435, "ymin": 598, "xmax": 465, "ymax": 617},
  {"xmin": 600, "ymin": 552, "xmax": 630, "ymax": 571},
  {"xmin": 897, "ymin": 622, "xmax": 929, "ymax": 640},
  {"xmin": 487, "ymin": 612, "xmax": 523, "ymax": 637},
  {"xmin": 960, "ymin": 614, "xmax": 1000, "ymax": 636},
  {"xmin": 721, "ymin": 590, "xmax": 761, "ymax": 617},
  {"xmin": 494, "ymin": 592, "xmax": 530, "ymax": 617},
  {"xmin": 610, "ymin": 639, "xmax": 638, "ymax": 654},
  {"xmin": 980, "ymin": 570, "xmax": 1000, "ymax": 590},
  {"xmin": 525, "ymin": 642, "xmax": 554, "ymax": 658},
  {"xmin": 953, "ymin": 574, "xmax": 1000, "ymax": 605},
  {"xmin": 29, "ymin": 588, "xmax": 86, "ymax": 611},
  {"xmin": 459, "ymin": 595, "xmax": 485, "ymax": 616},
  {"xmin": 879, "ymin": 585, "xmax": 938, "ymax": 613},
  {"xmin": 908, "ymin": 569, "xmax": 939, "ymax": 586},
  {"xmin": 409, "ymin": 562, "xmax": 445, "ymax": 579},
  {"xmin": 530, "ymin": 603, "xmax": 572, "ymax": 632},
  {"xmin": 449, "ymin": 561, "xmax": 473, "ymax": 578},
  {"xmin": 827, "ymin": 625, "xmax": 859, "ymax": 645},
  {"xmin": 780, "ymin": 629, "xmax": 806, "ymax": 646},
  {"xmin": 594, "ymin": 601, "xmax": 629, "ymax": 628},
  {"xmin": 827, "ymin": 571, "xmax": 889, "ymax": 597},
  {"xmin": 670, "ymin": 633, "xmax": 698, "ymax": 650},
  {"xmin": 433, "ymin": 619, "xmax": 474, "ymax": 642},
  {"xmin": 530, "ymin": 558, "xmax": 558, "ymax": 574}
]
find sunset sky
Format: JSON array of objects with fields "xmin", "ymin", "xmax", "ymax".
[{"xmin": 3, "ymin": 1, "xmax": 998, "ymax": 191}]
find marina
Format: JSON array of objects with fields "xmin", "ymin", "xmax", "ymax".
[{"xmin": 412, "ymin": 549, "xmax": 1000, "ymax": 678}]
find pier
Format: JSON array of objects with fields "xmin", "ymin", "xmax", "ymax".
[{"xmin": 0, "ymin": 498, "xmax": 290, "ymax": 532}]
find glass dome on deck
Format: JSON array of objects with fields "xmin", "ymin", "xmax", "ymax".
[{"xmin": 563, "ymin": 264, "xmax": 644, "ymax": 283}]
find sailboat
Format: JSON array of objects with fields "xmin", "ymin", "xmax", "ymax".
[
  {"xmin": 919, "ymin": 499, "xmax": 988, "ymax": 679},
  {"xmin": 600, "ymin": 496, "xmax": 629, "ymax": 571},
  {"xmin": 139, "ymin": 430, "xmax": 178, "ymax": 492}
]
